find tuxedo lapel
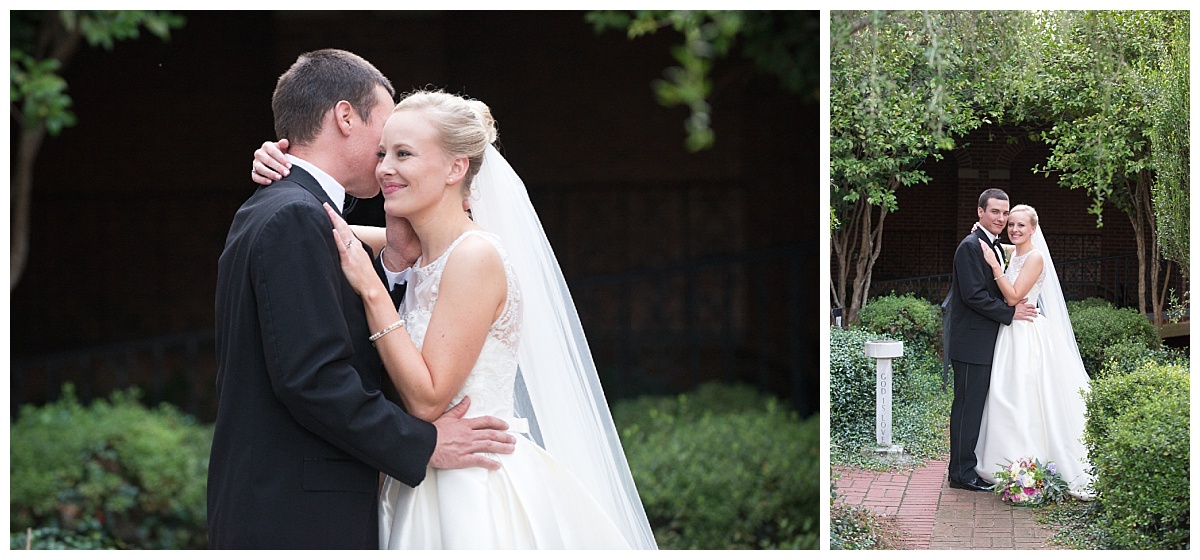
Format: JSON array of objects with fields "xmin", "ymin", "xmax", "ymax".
[{"xmin": 974, "ymin": 229, "xmax": 1003, "ymax": 274}]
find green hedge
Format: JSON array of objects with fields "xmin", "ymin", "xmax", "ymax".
[
  {"xmin": 1083, "ymin": 362, "xmax": 1189, "ymax": 454},
  {"xmin": 859, "ymin": 294, "xmax": 943, "ymax": 355},
  {"xmin": 1067, "ymin": 300, "xmax": 1160, "ymax": 377},
  {"xmin": 1066, "ymin": 297, "xmax": 1114, "ymax": 312},
  {"xmin": 9, "ymin": 385, "xmax": 212, "ymax": 549},
  {"xmin": 613, "ymin": 383, "xmax": 819, "ymax": 549},
  {"xmin": 1099, "ymin": 341, "xmax": 1188, "ymax": 379},
  {"xmin": 1084, "ymin": 363, "xmax": 1190, "ymax": 549},
  {"xmin": 829, "ymin": 327, "xmax": 949, "ymax": 466},
  {"xmin": 10, "ymin": 523, "xmax": 114, "ymax": 550}
]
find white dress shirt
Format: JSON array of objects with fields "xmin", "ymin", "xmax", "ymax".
[
  {"xmin": 381, "ymin": 254, "xmax": 411, "ymax": 294},
  {"xmin": 286, "ymin": 154, "xmax": 346, "ymax": 214},
  {"xmin": 977, "ymin": 223, "xmax": 1005, "ymax": 271}
]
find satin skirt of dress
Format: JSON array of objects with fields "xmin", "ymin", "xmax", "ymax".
[
  {"xmin": 974, "ymin": 315, "xmax": 1095, "ymax": 499},
  {"xmin": 378, "ymin": 435, "xmax": 632, "ymax": 549}
]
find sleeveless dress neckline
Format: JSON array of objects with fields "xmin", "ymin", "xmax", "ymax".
[{"xmin": 378, "ymin": 230, "xmax": 634, "ymax": 549}]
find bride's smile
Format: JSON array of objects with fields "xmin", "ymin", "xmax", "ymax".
[
  {"xmin": 376, "ymin": 110, "xmax": 460, "ymax": 218},
  {"xmin": 1007, "ymin": 215, "xmax": 1034, "ymax": 248}
]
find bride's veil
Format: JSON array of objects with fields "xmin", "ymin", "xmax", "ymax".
[
  {"xmin": 1032, "ymin": 222, "xmax": 1086, "ymax": 371},
  {"xmin": 469, "ymin": 144, "xmax": 658, "ymax": 549}
]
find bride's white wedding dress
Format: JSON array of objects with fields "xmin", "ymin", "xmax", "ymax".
[
  {"xmin": 378, "ymin": 230, "xmax": 632, "ymax": 549},
  {"xmin": 974, "ymin": 248, "xmax": 1094, "ymax": 499}
]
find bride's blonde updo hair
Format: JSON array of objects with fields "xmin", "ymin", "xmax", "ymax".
[
  {"xmin": 394, "ymin": 89, "xmax": 498, "ymax": 198},
  {"xmin": 1009, "ymin": 204, "xmax": 1039, "ymax": 228}
]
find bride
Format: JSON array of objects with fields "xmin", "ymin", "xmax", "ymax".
[
  {"xmin": 257, "ymin": 90, "xmax": 657, "ymax": 548},
  {"xmin": 973, "ymin": 204, "xmax": 1094, "ymax": 499}
]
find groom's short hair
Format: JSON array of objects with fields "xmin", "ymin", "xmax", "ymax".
[
  {"xmin": 978, "ymin": 188, "xmax": 1009, "ymax": 209},
  {"xmin": 271, "ymin": 49, "xmax": 395, "ymax": 146}
]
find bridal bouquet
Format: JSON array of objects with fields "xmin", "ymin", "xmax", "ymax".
[{"xmin": 992, "ymin": 457, "xmax": 1068, "ymax": 506}]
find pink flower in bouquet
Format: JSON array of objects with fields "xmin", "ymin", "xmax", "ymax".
[{"xmin": 992, "ymin": 456, "xmax": 1069, "ymax": 507}]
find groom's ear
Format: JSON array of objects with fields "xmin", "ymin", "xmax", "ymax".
[{"xmin": 331, "ymin": 100, "xmax": 355, "ymax": 137}]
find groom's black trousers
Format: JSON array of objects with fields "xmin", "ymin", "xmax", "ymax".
[{"xmin": 948, "ymin": 359, "xmax": 991, "ymax": 484}]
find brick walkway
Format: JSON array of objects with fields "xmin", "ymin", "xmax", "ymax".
[{"xmin": 833, "ymin": 459, "xmax": 1060, "ymax": 549}]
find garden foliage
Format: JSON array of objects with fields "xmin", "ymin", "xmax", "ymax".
[
  {"xmin": 1098, "ymin": 340, "xmax": 1187, "ymax": 378},
  {"xmin": 1067, "ymin": 299, "xmax": 1160, "ymax": 376},
  {"xmin": 612, "ymin": 382, "xmax": 819, "ymax": 549},
  {"xmin": 1083, "ymin": 362, "xmax": 1189, "ymax": 549},
  {"xmin": 9, "ymin": 385, "xmax": 212, "ymax": 549},
  {"xmin": 859, "ymin": 293, "xmax": 943, "ymax": 355},
  {"xmin": 829, "ymin": 326, "xmax": 949, "ymax": 466}
]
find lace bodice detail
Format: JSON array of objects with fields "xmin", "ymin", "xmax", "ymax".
[
  {"xmin": 1005, "ymin": 249, "xmax": 1046, "ymax": 303},
  {"xmin": 399, "ymin": 230, "xmax": 522, "ymax": 419}
]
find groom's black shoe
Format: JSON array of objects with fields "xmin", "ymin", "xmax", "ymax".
[{"xmin": 948, "ymin": 477, "xmax": 991, "ymax": 492}]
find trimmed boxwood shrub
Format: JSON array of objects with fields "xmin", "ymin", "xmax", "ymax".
[
  {"xmin": 859, "ymin": 294, "xmax": 943, "ymax": 355},
  {"xmin": 1085, "ymin": 363, "xmax": 1189, "ymax": 549},
  {"xmin": 612, "ymin": 382, "xmax": 773, "ymax": 431},
  {"xmin": 1067, "ymin": 300, "xmax": 1159, "ymax": 377},
  {"xmin": 1066, "ymin": 297, "xmax": 1114, "ymax": 313},
  {"xmin": 9, "ymin": 385, "xmax": 212, "ymax": 549},
  {"xmin": 1084, "ymin": 362, "xmax": 1189, "ymax": 549},
  {"xmin": 1083, "ymin": 362, "xmax": 1189, "ymax": 454},
  {"xmin": 10, "ymin": 523, "xmax": 114, "ymax": 550},
  {"xmin": 1099, "ymin": 341, "xmax": 1188, "ymax": 379},
  {"xmin": 830, "ymin": 327, "xmax": 949, "ymax": 465},
  {"xmin": 612, "ymin": 383, "xmax": 819, "ymax": 549}
]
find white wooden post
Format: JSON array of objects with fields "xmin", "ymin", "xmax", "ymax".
[{"xmin": 864, "ymin": 340, "xmax": 905, "ymax": 455}]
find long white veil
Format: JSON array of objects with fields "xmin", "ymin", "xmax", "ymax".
[
  {"xmin": 1031, "ymin": 224, "xmax": 1086, "ymax": 371},
  {"xmin": 469, "ymin": 144, "xmax": 658, "ymax": 549}
]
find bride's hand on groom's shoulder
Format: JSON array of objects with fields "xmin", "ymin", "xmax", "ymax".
[
  {"xmin": 978, "ymin": 239, "xmax": 999, "ymax": 267},
  {"xmin": 250, "ymin": 139, "xmax": 291, "ymax": 185},
  {"xmin": 325, "ymin": 203, "xmax": 383, "ymax": 297},
  {"xmin": 429, "ymin": 396, "xmax": 517, "ymax": 471}
]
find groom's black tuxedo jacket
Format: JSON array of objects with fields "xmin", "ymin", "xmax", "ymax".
[
  {"xmin": 209, "ymin": 167, "xmax": 436, "ymax": 549},
  {"xmin": 945, "ymin": 228, "xmax": 1016, "ymax": 365}
]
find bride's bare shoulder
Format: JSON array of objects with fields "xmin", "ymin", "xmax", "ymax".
[{"xmin": 443, "ymin": 232, "xmax": 506, "ymax": 282}]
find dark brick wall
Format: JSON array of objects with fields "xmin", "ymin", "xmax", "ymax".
[
  {"xmin": 854, "ymin": 125, "xmax": 1141, "ymax": 284},
  {"xmin": 11, "ymin": 11, "xmax": 817, "ymax": 411}
]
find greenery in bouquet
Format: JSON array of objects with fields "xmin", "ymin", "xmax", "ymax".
[{"xmin": 991, "ymin": 457, "xmax": 1068, "ymax": 506}]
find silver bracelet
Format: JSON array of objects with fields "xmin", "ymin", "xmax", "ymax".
[{"xmin": 368, "ymin": 319, "xmax": 405, "ymax": 343}]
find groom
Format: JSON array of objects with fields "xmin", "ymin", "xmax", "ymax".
[
  {"xmin": 944, "ymin": 188, "xmax": 1037, "ymax": 491},
  {"xmin": 209, "ymin": 49, "xmax": 515, "ymax": 548}
]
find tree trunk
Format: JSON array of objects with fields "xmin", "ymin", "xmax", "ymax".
[
  {"xmin": 11, "ymin": 125, "xmax": 45, "ymax": 290},
  {"xmin": 12, "ymin": 14, "xmax": 82, "ymax": 290},
  {"xmin": 850, "ymin": 204, "xmax": 888, "ymax": 326},
  {"xmin": 1124, "ymin": 179, "xmax": 1148, "ymax": 317},
  {"xmin": 831, "ymin": 194, "xmax": 889, "ymax": 327},
  {"xmin": 1139, "ymin": 171, "xmax": 1166, "ymax": 330},
  {"xmin": 832, "ymin": 196, "xmax": 869, "ymax": 320},
  {"xmin": 1126, "ymin": 174, "xmax": 1167, "ymax": 331}
]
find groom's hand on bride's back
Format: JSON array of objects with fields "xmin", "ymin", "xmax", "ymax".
[
  {"xmin": 429, "ymin": 395, "xmax": 516, "ymax": 470},
  {"xmin": 1013, "ymin": 298, "xmax": 1037, "ymax": 322}
]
